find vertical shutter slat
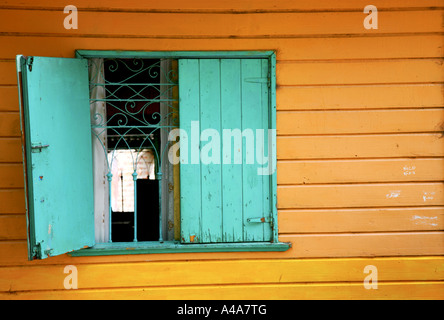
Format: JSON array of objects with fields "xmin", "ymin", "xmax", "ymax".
[
  {"xmin": 241, "ymin": 59, "xmax": 267, "ymax": 242},
  {"xmin": 199, "ymin": 59, "xmax": 223, "ymax": 243},
  {"xmin": 221, "ymin": 59, "xmax": 244, "ymax": 242},
  {"xmin": 178, "ymin": 59, "xmax": 202, "ymax": 243}
]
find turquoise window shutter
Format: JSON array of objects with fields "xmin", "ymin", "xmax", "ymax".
[
  {"xmin": 179, "ymin": 58, "xmax": 272, "ymax": 244},
  {"xmin": 17, "ymin": 56, "xmax": 95, "ymax": 259}
]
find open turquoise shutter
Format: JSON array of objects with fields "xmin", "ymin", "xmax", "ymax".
[
  {"xmin": 17, "ymin": 56, "xmax": 95, "ymax": 259},
  {"xmin": 179, "ymin": 58, "xmax": 272, "ymax": 244}
]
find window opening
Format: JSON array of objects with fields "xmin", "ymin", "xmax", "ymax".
[{"xmin": 89, "ymin": 58, "xmax": 178, "ymax": 243}]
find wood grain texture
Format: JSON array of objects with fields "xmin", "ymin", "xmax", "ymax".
[
  {"xmin": 0, "ymin": 281, "xmax": 444, "ymax": 300},
  {"xmin": 277, "ymin": 84, "xmax": 444, "ymax": 110},
  {"xmin": 1, "ymin": 0, "xmax": 443, "ymax": 11},
  {"xmin": 0, "ymin": 215, "xmax": 26, "ymax": 240},
  {"xmin": 278, "ymin": 183, "xmax": 444, "ymax": 209},
  {"xmin": 277, "ymin": 59, "xmax": 444, "ymax": 86},
  {"xmin": 0, "ymin": 87, "xmax": 19, "ymax": 112},
  {"xmin": 1, "ymin": 282, "xmax": 443, "ymax": 300},
  {"xmin": 0, "ymin": 62, "xmax": 18, "ymax": 85},
  {"xmin": 281, "ymin": 232, "xmax": 444, "ymax": 257},
  {"xmin": 0, "ymin": 112, "xmax": 20, "ymax": 137},
  {"xmin": 277, "ymin": 109, "xmax": 444, "ymax": 135},
  {"xmin": 0, "ymin": 257, "xmax": 442, "ymax": 292},
  {"xmin": 0, "ymin": 10, "xmax": 443, "ymax": 37},
  {"xmin": 0, "ymin": 138, "xmax": 23, "ymax": 162},
  {"xmin": 0, "ymin": 189, "xmax": 25, "ymax": 214},
  {"xmin": 278, "ymin": 207, "xmax": 444, "ymax": 233},
  {"xmin": 1, "ymin": 36, "xmax": 443, "ymax": 61},
  {"xmin": 277, "ymin": 158, "xmax": 444, "ymax": 184},
  {"xmin": 277, "ymin": 134, "xmax": 444, "ymax": 159},
  {"xmin": 0, "ymin": 164, "xmax": 24, "ymax": 188}
]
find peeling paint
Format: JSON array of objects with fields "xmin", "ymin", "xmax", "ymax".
[
  {"xmin": 386, "ymin": 190, "xmax": 401, "ymax": 199},
  {"xmin": 411, "ymin": 215, "xmax": 438, "ymax": 227},
  {"xmin": 423, "ymin": 192, "xmax": 435, "ymax": 202},
  {"xmin": 402, "ymin": 165, "xmax": 416, "ymax": 176}
]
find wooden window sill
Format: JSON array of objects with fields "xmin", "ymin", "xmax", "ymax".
[{"xmin": 69, "ymin": 241, "xmax": 291, "ymax": 256}]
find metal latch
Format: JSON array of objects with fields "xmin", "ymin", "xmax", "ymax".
[
  {"xmin": 247, "ymin": 217, "xmax": 272, "ymax": 224},
  {"xmin": 31, "ymin": 144, "xmax": 50, "ymax": 153}
]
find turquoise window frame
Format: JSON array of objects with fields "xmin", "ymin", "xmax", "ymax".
[{"xmin": 71, "ymin": 50, "xmax": 289, "ymax": 256}]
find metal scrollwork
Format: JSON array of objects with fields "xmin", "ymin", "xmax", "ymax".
[{"xmin": 89, "ymin": 58, "xmax": 178, "ymax": 243}]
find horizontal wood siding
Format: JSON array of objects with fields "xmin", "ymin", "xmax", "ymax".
[
  {"xmin": 0, "ymin": 257, "xmax": 443, "ymax": 299},
  {"xmin": 0, "ymin": 0, "xmax": 443, "ymax": 299}
]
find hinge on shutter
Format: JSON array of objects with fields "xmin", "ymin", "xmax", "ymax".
[
  {"xmin": 27, "ymin": 57, "xmax": 34, "ymax": 72},
  {"xmin": 32, "ymin": 243, "xmax": 42, "ymax": 260}
]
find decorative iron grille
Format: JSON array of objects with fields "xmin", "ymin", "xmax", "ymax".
[{"xmin": 88, "ymin": 58, "xmax": 178, "ymax": 243}]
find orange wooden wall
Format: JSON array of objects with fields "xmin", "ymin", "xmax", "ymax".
[{"xmin": 0, "ymin": 0, "xmax": 443, "ymax": 299}]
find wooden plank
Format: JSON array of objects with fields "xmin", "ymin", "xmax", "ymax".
[
  {"xmin": 0, "ymin": 138, "xmax": 22, "ymax": 162},
  {"xmin": 0, "ymin": 257, "xmax": 443, "ymax": 292},
  {"xmin": 241, "ymin": 59, "xmax": 268, "ymax": 242},
  {"xmin": 178, "ymin": 59, "xmax": 202, "ymax": 243},
  {"xmin": 199, "ymin": 59, "xmax": 223, "ymax": 243},
  {"xmin": 277, "ymin": 158, "xmax": 444, "ymax": 185},
  {"xmin": 1, "ymin": 281, "xmax": 443, "ymax": 300},
  {"xmin": 1, "ymin": 36, "xmax": 443, "ymax": 61},
  {"xmin": 1, "ymin": 0, "xmax": 443, "ymax": 11},
  {"xmin": 278, "ymin": 182, "xmax": 444, "ymax": 209},
  {"xmin": 0, "ymin": 190, "xmax": 25, "ymax": 214},
  {"xmin": 0, "ymin": 61, "xmax": 17, "ymax": 85},
  {"xmin": 172, "ymin": 60, "xmax": 180, "ymax": 241},
  {"xmin": 277, "ymin": 59, "xmax": 444, "ymax": 86},
  {"xmin": 277, "ymin": 109, "xmax": 444, "ymax": 135},
  {"xmin": 0, "ymin": 164, "xmax": 24, "ymax": 188},
  {"xmin": 0, "ymin": 241, "xmax": 29, "ymax": 266},
  {"xmin": 0, "ymin": 215, "xmax": 26, "ymax": 240},
  {"xmin": 0, "ymin": 86, "xmax": 19, "ymax": 112},
  {"xmin": 277, "ymin": 84, "xmax": 444, "ymax": 110},
  {"xmin": 277, "ymin": 134, "xmax": 444, "ymax": 160},
  {"xmin": 261, "ymin": 58, "xmax": 273, "ymax": 242},
  {"xmin": 0, "ymin": 112, "xmax": 20, "ymax": 137},
  {"xmin": 220, "ymin": 59, "xmax": 243, "ymax": 242},
  {"xmin": 0, "ymin": 10, "xmax": 442, "ymax": 37},
  {"xmin": 279, "ymin": 207, "xmax": 444, "ymax": 233},
  {"xmin": 280, "ymin": 232, "xmax": 444, "ymax": 258}
]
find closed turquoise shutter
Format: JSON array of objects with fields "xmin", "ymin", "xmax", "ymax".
[
  {"xmin": 18, "ymin": 56, "xmax": 95, "ymax": 259},
  {"xmin": 179, "ymin": 58, "xmax": 272, "ymax": 244}
]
